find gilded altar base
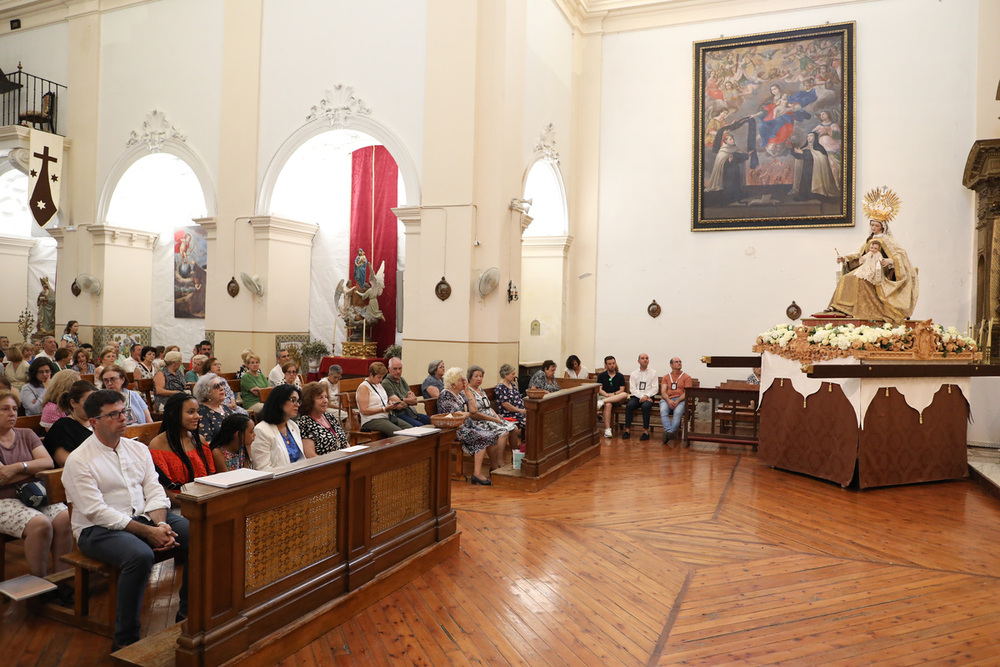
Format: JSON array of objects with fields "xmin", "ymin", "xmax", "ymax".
[{"xmin": 342, "ymin": 341, "xmax": 378, "ymax": 358}]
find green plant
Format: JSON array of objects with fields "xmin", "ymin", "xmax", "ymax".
[
  {"xmin": 383, "ymin": 344, "xmax": 402, "ymax": 360},
  {"xmin": 299, "ymin": 339, "xmax": 331, "ymax": 360}
]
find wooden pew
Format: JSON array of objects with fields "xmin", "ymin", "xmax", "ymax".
[
  {"xmin": 14, "ymin": 414, "xmax": 45, "ymax": 437},
  {"xmin": 124, "ymin": 421, "xmax": 161, "ymax": 445},
  {"xmin": 33, "ymin": 468, "xmax": 179, "ymax": 637}
]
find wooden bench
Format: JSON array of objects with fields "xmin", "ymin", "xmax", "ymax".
[
  {"xmin": 124, "ymin": 422, "xmax": 161, "ymax": 445},
  {"xmin": 33, "ymin": 468, "xmax": 180, "ymax": 637},
  {"xmin": 14, "ymin": 414, "xmax": 45, "ymax": 437},
  {"xmin": 713, "ymin": 380, "xmax": 759, "ymax": 434}
]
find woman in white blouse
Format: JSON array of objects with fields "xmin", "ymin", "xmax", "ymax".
[
  {"xmin": 564, "ymin": 355, "xmax": 589, "ymax": 379},
  {"xmin": 251, "ymin": 384, "xmax": 304, "ymax": 470}
]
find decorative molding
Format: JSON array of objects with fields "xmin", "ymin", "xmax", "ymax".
[
  {"xmin": 248, "ymin": 216, "xmax": 319, "ymax": 246},
  {"xmin": 533, "ymin": 123, "xmax": 560, "ymax": 164},
  {"xmin": 0, "ymin": 234, "xmax": 37, "ymax": 257},
  {"xmin": 194, "ymin": 216, "xmax": 219, "ymax": 241},
  {"xmin": 964, "ymin": 140, "xmax": 1000, "ymax": 220},
  {"xmin": 522, "ymin": 234, "xmax": 573, "ymax": 259},
  {"xmin": 306, "ymin": 84, "xmax": 372, "ymax": 126},
  {"xmin": 392, "ymin": 207, "xmax": 422, "ymax": 236},
  {"xmin": 126, "ymin": 109, "xmax": 186, "ymax": 152},
  {"xmin": 88, "ymin": 224, "xmax": 159, "ymax": 249},
  {"xmin": 519, "ymin": 214, "xmax": 534, "ymax": 237}
]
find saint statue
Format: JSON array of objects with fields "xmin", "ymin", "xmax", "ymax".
[
  {"xmin": 353, "ymin": 248, "xmax": 369, "ymax": 289},
  {"xmin": 818, "ymin": 186, "xmax": 918, "ymax": 324},
  {"xmin": 36, "ymin": 276, "xmax": 56, "ymax": 336}
]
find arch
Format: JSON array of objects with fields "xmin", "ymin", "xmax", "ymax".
[
  {"xmin": 520, "ymin": 156, "xmax": 568, "ymax": 237},
  {"xmin": 97, "ymin": 139, "xmax": 217, "ymax": 226},
  {"xmin": 257, "ymin": 113, "xmax": 420, "ymax": 215}
]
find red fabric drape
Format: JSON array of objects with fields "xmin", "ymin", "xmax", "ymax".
[{"xmin": 349, "ymin": 146, "xmax": 398, "ymax": 356}]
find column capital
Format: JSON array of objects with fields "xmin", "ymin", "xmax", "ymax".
[
  {"xmin": 88, "ymin": 224, "xmax": 159, "ymax": 249},
  {"xmin": 248, "ymin": 216, "xmax": 318, "ymax": 246},
  {"xmin": 194, "ymin": 216, "xmax": 219, "ymax": 241}
]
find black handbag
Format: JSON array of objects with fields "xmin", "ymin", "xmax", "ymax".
[{"xmin": 0, "ymin": 451, "xmax": 48, "ymax": 509}]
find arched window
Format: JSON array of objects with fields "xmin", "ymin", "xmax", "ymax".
[
  {"xmin": 269, "ymin": 129, "xmax": 406, "ymax": 354},
  {"xmin": 522, "ymin": 160, "xmax": 568, "ymax": 237},
  {"xmin": 105, "ymin": 153, "xmax": 208, "ymax": 349}
]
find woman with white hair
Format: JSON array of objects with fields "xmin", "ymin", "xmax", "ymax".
[
  {"xmin": 154, "ymin": 350, "xmax": 187, "ymax": 411},
  {"xmin": 437, "ymin": 366, "xmax": 507, "ymax": 486},
  {"xmin": 194, "ymin": 372, "xmax": 234, "ymax": 445}
]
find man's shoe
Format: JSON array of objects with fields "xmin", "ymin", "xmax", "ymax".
[
  {"xmin": 662, "ymin": 430, "xmax": 670, "ymax": 444},
  {"xmin": 603, "ymin": 428, "xmax": 612, "ymax": 438},
  {"xmin": 639, "ymin": 432, "xmax": 650, "ymax": 441},
  {"xmin": 597, "ymin": 398, "xmax": 605, "ymax": 409},
  {"xmin": 175, "ymin": 611, "xmax": 188, "ymax": 624},
  {"xmin": 622, "ymin": 431, "xmax": 630, "ymax": 440}
]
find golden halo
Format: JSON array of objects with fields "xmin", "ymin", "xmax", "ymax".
[{"xmin": 862, "ymin": 186, "xmax": 901, "ymax": 223}]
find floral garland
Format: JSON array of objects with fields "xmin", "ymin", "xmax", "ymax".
[{"xmin": 755, "ymin": 322, "xmax": 978, "ymax": 361}]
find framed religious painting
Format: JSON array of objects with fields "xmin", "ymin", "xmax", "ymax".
[{"xmin": 693, "ymin": 22, "xmax": 855, "ymax": 231}]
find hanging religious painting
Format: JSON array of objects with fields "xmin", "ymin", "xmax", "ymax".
[
  {"xmin": 173, "ymin": 225, "xmax": 207, "ymax": 318},
  {"xmin": 693, "ymin": 22, "xmax": 855, "ymax": 231}
]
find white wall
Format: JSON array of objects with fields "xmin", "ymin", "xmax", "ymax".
[
  {"xmin": 0, "ymin": 21, "xmax": 69, "ymax": 86},
  {"xmin": 524, "ymin": 0, "xmax": 574, "ymax": 179},
  {"xmin": 597, "ymin": 0, "xmax": 978, "ymax": 383},
  {"xmin": 97, "ymin": 0, "xmax": 224, "ymax": 206},
  {"xmin": 257, "ymin": 0, "xmax": 427, "ymax": 194}
]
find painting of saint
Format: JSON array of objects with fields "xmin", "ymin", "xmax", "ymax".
[{"xmin": 693, "ymin": 23, "xmax": 854, "ymax": 231}]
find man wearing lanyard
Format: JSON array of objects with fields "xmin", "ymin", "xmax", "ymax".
[
  {"xmin": 623, "ymin": 353, "xmax": 658, "ymax": 441},
  {"xmin": 660, "ymin": 357, "xmax": 692, "ymax": 443}
]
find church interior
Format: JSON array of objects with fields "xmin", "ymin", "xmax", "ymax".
[{"xmin": 4, "ymin": 0, "xmax": 1000, "ymax": 664}]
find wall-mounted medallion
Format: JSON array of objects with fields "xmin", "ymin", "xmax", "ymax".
[{"xmin": 435, "ymin": 276, "xmax": 452, "ymax": 301}]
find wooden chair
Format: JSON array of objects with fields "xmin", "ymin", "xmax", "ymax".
[
  {"xmin": 34, "ymin": 468, "xmax": 179, "ymax": 637},
  {"xmin": 135, "ymin": 378, "xmax": 160, "ymax": 420},
  {"xmin": 20, "ymin": 90, "xmax": 55, "ymax": 133},
  {"xmin": 338, "ymin": 392, "xmax": 378, "ymax": 445},
  {"xmin": 15, "ymin": 414, "xmax": 45, "ymax": 437},
  {"xmin": 80, "ymin": 374, "xmax": 95, "ymax": 385},
  {"xmin": 219, "ymin": 372, "xmax": 238, "ymax": 380},
  {"xmin": 124, "ymin": 422, "xmax": 161, "ymax": 445},
  {"xmin": 258, "ymin": 386, "xmax": 273, "ymax": 405}
]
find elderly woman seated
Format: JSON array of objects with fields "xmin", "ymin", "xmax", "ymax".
[
  {"xmin": 421, "ymin": 359, "xmax": 445, "ymax": 399},
  {"xmin": 194, "ymin": 372, "xmax": 234, "ymax": 445},
  {"xmin": 493, "ymin": 363, "xmax": 526, "ymax": 444},
  {"xmin": 529, "ymin": 359, "xmax": 561, "ymax": 393},
  {"xmin": 296, "ymin": 382, "xmax": 349, "ymax": 456},
  {"xmin": 0, "ymin": 390, "xmax": 72, "ymax": 578},
  {"xmin": 356, "ymin": 362, "xmax": 405, "ymax": 437},
  {"xmin": 154, "ymin": 350, "xmax": 187, "ymax": 412},
  {"xmin": 437, "ymin": 366, "xmax": 508, "ymax": 486}
]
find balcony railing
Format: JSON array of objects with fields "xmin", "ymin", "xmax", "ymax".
[{"xmin": 2, "ymin": 62, "xmax": 66, "ymax": 135}]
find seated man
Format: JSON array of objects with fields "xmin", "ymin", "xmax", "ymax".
[
  {"xmin": 268, "ymin": 348, "xmax": 290, "ymax": 386},
  {"xmin": 62, "ymin": 389, "xmax": 189, "ymax": 651},
  {"xmin": 659, "ymin": 357, "xmax": 692, "ymax": 443},
  {"xmin": 624, "ymin": 353, "xmax": 658, "ymax": 441},
  {"xmin": 597, "ymin": 355, "xmax": 628, "ymax": 438},
  {"xmin": 382, "ymin": 357, "xmax": 431, "ymax": 427}
]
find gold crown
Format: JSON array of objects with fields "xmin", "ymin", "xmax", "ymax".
[{"xmin": 862, "ymin": 186, "xmax": 901, "ymax": 223}]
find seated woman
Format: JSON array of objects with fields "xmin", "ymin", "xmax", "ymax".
[
  {"xmin": 494, "ymin": 363, "xmax": 526, "ymax": 442},
  {"xmin": 563, "ymin": 355, "xmax": 589, "ymax": 379},
  {"xmin": 45, "ymin": 380, "xmax": 96, "ymax": 466},
  {"xmin": 4, "ymin": 345, "xmax": 28, "ymax": 395},
  {"xmin": 185, "ymin": 355, "xmax": 207, "ymax": 384},
  {"xmin": 0, "ymin": 390, "xmax": 72, "ymax": 577},
  {"xmin": 277, "ymin": 361, "xmax": 303, "ymax": 389},
  {"xmin": 318, "ymin": 364, "xmax": 347, "ymax": 423},
  {"xmin": 100, "ymin": 365, "xmax": 152, "ymax": 427},
  {"xmin": 356, "ymin": 362, "xmax": 404, "ymax": 437},
  {"xmin": 194, "ymin": 372, "xmax": 234, "ymax": 445},
  {"xmin": 296, "ymin": 382, "xmax": 349, "ymax": 457},
  {"xmin": 20, "ymin": 357, "xmax": 57, "ymax": 416},
  {"xmin": 53, "ymin": 347, "xmax": 74, "ymax": 371},
  {"xmin": 529, "ymin": 360, "xmax": 561, "ymax": 393},
  {"xmin": 148, "ymin": 393, "xmax": 215, "ymax": 504},
  {"xmin": 71, "ymin": 348, "xmax": 95, "ymax": 375},
  {"xmin": 466, "ymin": 364, "xmax": 516, "ymax": 445},
  {"xmin": 134, "ymin": 346, "xmax": 158, "ymax": 380},
  {"xmin": 93, "ymin": 347, "xmax": 118, "ymax": 387},
  {"xmin": 39, "ymin": 368, "xmax": 81, "ymax": 430},
  {"xmin": 210, "ymin": 413, "xmax": 255, "ymax": 472},
  {"xmin": 154, "ymin": 350, "xmax": 187, "ymax": 412},
  {"xmin": 201, "ymin": 357, "xmax": 246, "ymax": 415},
  {"xmin": 236, "ymin": 348, "xmax": 254, "ymax": 379},
  {"xmin": 251, "ymin": 384, "xmax": 304, "ymax": 471},
  {"xmin": 240, "ymin": 354, "xmax": 269, "ymax": 415},
  {"xmin": 437, "ymin": 367, "xmax": 507, "ymax": 486},
  {"xmin": 421, "ymin": 359, "xmax": 445, "ymax": 399}
]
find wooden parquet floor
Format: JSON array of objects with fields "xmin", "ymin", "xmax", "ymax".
[{"xmin": 5, "ymin": 438, "xmax": 1000, "ymax": 665}]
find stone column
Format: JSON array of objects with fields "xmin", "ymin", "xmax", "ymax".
[
  {"xmin": 520, "ymin": 235, "xmax": 573, "ymax": 364},
  {"xmin": 963, "ymin": 139, "xmax": 1000, "ymax": 361},
  {"xmin": 0, "ymin": 236, "xmax": 37, "ymax": 341}
]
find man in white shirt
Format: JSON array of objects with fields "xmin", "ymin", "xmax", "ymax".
[
  {"xmin": 35, "ymin": 336, "xmax": 58, "ymax": 361},
  {"xmin": 121, "ymin": 344, "xmax": 142, "ymax": 373},
  {"xmin": 268, "ymin": 348, "xmax": 290, "ymax": 386},
  {"xmin": 62, "ymin": 389, "xmax": 189, "ymax": 650},
  {"xmin": 623, "ymin": 353, "xmax": 658, "ymax": 441}
]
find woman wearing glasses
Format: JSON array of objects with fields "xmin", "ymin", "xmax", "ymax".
[
  {"xmin": 99, "ymin": 365, "xmax": 152, "ymax": 427},
  {"xmin": 251, "ymin": 384, "xmax": 304, "ymax": 471},
  {"xmin": 193, "ymin": 373, "xmax": 234, "ymax": 445}
]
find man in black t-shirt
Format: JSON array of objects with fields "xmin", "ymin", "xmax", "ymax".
[{"xmin": 596, "ymin": 356, "xmax": 628, "ymax": 438}]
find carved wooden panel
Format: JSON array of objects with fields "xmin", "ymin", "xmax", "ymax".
[
  {"xmin": 571, "ymin": 400, "xmax": 589, "ymax": 434},
  {"xmin": 371, "ymin": 459, "xmax": 430, "ymax": 536},
  {"xmin": 245, "ymin": 489, "xmax": 338, "ymax": 594},
  {"xmin": 543, "ymin": 407, "xmax": 566, "ymax": 444}
]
